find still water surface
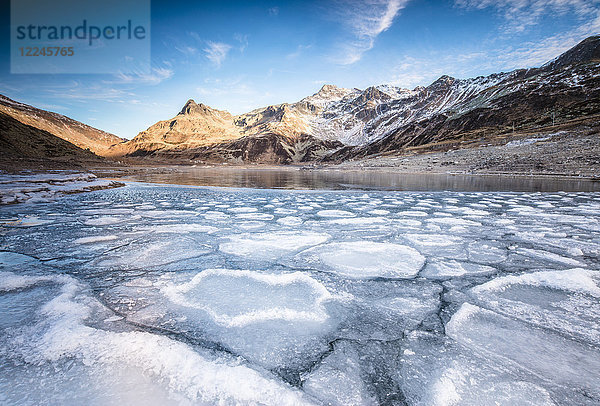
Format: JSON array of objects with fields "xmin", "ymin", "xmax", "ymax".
[{"xmin": 110, "ymin": 166, "xmax": 600, "ymax": 192}]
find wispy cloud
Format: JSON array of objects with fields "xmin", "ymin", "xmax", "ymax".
[
  {"xmin": 196, "ymin": 76, "xmax": 274, "ymax": 113},
  {"xmin": 381, "ymin": 10, "xmax": 600, "ymax": 90},
  {"xmin": 169, "ymin": 32, "xmax": 201, "ymax": 60},
  {"xmin": 197, "ymin": 79, "xmax": 253, "ymax": 97},
  {"xmin": 234, "ymin": 33, "xmax": 249, "ymax": 53},
  {"xmin": 268, "ymin": 7, "xmax": 279, "ymax": 16},
  {"xmin": 175, "ymin": 45, "xmax": 198, "ymax": 56},
  {"xmin": 38, "ymin": 70, "xmax": 170, "ymax": 104},
  {"xmin": 286, "ymin": 44, "xmax": 312, "ymax": 60},
  {"xmin": 334, "ymin": 0, "xmax": 410, "ymax": 64},
  {"xmin": 493, "ymin": 12, "xmax": 600, "ymax": 68},
  {"xmin": 455, "ymin": 0, "xmax": 600, "ymax": 32},
  {"xmin": 113, "ymin": 67, "xmax": 174, "ymax": 85},
  {"xmin": 45, "ymin": 84, "xmax": 131, "ymax": 103},
  {"xmin": 383, "ymin": 56, "xmax": 446, "ymax": 89},
  {"xmin": 204, "ymin": 41, "xmax": 232, "ymax": 67}
]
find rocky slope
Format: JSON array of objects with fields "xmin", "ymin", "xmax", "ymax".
[
  {"xmin": 108, "ymin": 100, "xmax": 242, "ymax": 157},
  {"xmin": 0, "ymin": 111, "xmax": 106, "ymax": 169},
  {"xmin": 115, "ymin": 36, "xmax": 600, "ymax": 164},
  {"xmin": 0, "ymin": 95, "xmax": 124, "ymax": 156},
  {"xmin": 333, "ymin": 116, "xmax": 600, "ymax": 178}
]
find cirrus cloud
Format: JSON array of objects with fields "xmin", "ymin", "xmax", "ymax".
[
  {"xmin": 204, "ymin": 41, "xmax": 233, "ymax": 67},
  {"xmin": 455, "ymin": 0, "xmax": 600, "ymax": 32},
  {"xmin": 334, "ymin": 0, "xmax": 410, "ymax": 65}
]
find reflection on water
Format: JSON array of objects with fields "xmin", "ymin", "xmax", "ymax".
[{"xmin": 111, "ymin": 167, "xmax": 600, "ymax": 192}]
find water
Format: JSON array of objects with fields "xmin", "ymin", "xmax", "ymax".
[
  {"xmin": 1, "ymin": 182, "xmax": 600, "ymax": 405},
  {"xmin": 105, "ymin": 166, "xmax": 600, "ymax": 192}
]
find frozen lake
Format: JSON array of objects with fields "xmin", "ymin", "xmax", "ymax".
[{"xmin": 1, "ymin": 182, "xmax": 600, "ymax": 405}]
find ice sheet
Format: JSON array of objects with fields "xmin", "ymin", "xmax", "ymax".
[
  {"xmin": 1, "ymin": 184, "xmax": 599, "ymax": 405},
  {"xmin": 447, "ymin": 303, "xmax": 600, "ymax": 398},
  {"xmin": 0, "ymin": 272, "xmax": 315, "ymax": 405}
]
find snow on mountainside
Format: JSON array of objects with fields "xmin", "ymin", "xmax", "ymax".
[
  {"xmin": 115, "ymin": 36, "xmax": 600, "ymax": 162},
  {"xmin": 299, "ymin": 84, "xmax": 358, "ymax": 106},
  {"xmin": 293, "ymin": 73, "xmax": 512, "ymax": 146},
  {"xmin": 328, "ymin": 61, "xmax": 600, "ymax": 161},
  {"xmin": 354, "ymin": 73, "xmax": 511, "ymax": 145}
]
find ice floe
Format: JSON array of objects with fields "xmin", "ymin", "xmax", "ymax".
[
  {"xmin": 446, "ymin": 303, "xmax": 600, "ymax": 398},
  {"xmin": 316, "ymin": 210, "xmax": 356, "ymax": 218},
  {"xmin": 219, "ymin": 231, "xmax": 330, "ymax": 260},
  {"xmin": 0, "ymin": 272, "xmax": 315, "ymax": 405},
  {"xmin": 296, "ymin": 241, "xmax": 425, "ymax": 279},
  {"xmin": 163, "ymin": 269, "xmax": 333, "ymax": 327},
  {"xmin": 422, "ymin": 259, "xmax": 496, "ymax": 279}
]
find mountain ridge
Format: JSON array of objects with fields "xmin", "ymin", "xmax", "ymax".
[{"xmin": 0, "ymin": 95, "xmax": 125, "ymax": 156}]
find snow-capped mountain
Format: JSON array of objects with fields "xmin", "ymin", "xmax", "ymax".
[
  {"xmin": 329, "ymin": 36, "xmax": 600, "ymax": 161},
  {"xmin": 114, "ymin": 35, "xmax": 600, "ymax": 163}
]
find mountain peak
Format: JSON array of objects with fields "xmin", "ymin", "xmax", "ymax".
[
  {"xmin": 543, "ymin": 35, "xmax": 600, "ymax": 71},
  {"xmin": 315, "ymin": 84, "xmax": 348, "ymax": 99},
  {"xmin": 435, "ymin": 75, "xmax": 456, "ymax": 83},
  {"xmin": 355, "ymin": 86, "xmax": 391, "ymax": 103},
  {"xmin": 179, "ymin": 99, "xmax": 212, "ymax": 115},
  {"xmin": 318, "ymin": 84, "xmax": 341, "ymax": 93},
  {"xmin": 427, "ymin": 75, "xmax": 457, "ymax": 91},
  {"xmin": 300, "ymin": 84, "xmax": 355, "ymax": 105}
]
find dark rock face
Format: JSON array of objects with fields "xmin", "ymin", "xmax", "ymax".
[
  {"xmin": 137, "ymin": 133, "xmax": 343, "ymax": 164},
  {"xmin": 355, "ymin": 87, "xmax": 392, "ymax": 104}
]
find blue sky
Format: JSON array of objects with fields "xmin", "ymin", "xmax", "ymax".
[{"xmin": 1, "ymin": 0, "xmax": 599, "ymax": 139}]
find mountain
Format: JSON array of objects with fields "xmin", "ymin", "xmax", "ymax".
[
  {"xmin": 114, "ymin": 83, "xmax": 400, "ymax": 162},
  {"xmin": 108, "ymin": 99, "xmax": 242, "ymax": 157},
  {"xmin": 141, "ymin": 133, "xmax": 343, "ymax": 164},
  {"xmin": 0, "ymin": 111, "xmax": 102, "ymax": 164},
  {"xmin": 114, "ymin": 36, "xmax": 600, "ymax": 163},
  {"xmin": 0, "ymin": 95, "xmax": 124, "ymax": 156},
  {"xmin": 542, "ymin": 35, "xmax": 600, "ymax": 71},
  {"xmin": 327, "ymin": 35, "xmax": 600, "ymax": 161}
]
